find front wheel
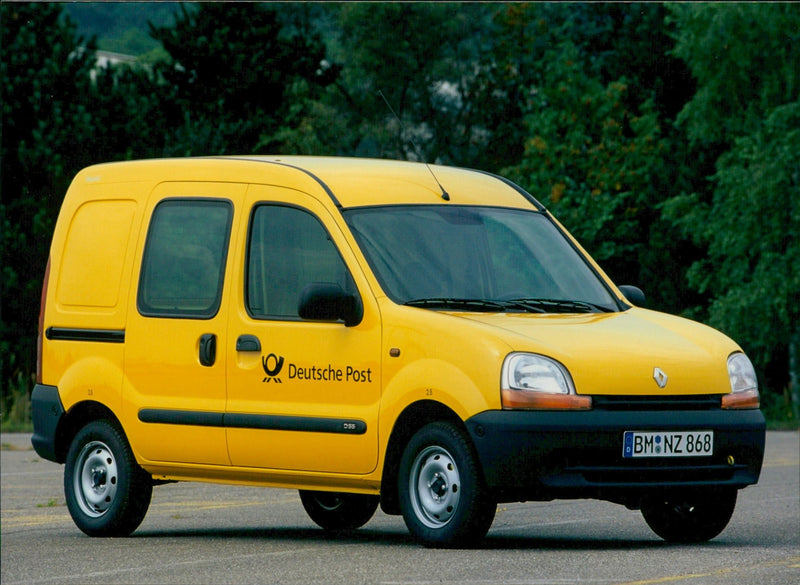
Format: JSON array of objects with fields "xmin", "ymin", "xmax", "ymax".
[
  {"xmin": 398, "ymin": 422, "xmax": 496, "ymax": 548},
  {"xmin": 641, "ymin": 489, "xmax": 737, "ymax": 543},
  {"xmin": 299, "ymin": 490, "xmax": 379, "ymax": 531},
  {"xmin": 64, "ymin": 419, "xmax": 152, "ymax": 537}
]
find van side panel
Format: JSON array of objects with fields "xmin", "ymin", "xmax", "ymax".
[
  {"xmin": 42, "ymin": 179, "xmax": 149, "ymax": 419},
  {"xmin": 52, "ymin": 351, "xmax": 126, "ymax": 420},
  {"xmin": 378, "ymin": 303, "xmax": 506, "ymax": 417},
  {"xmin": 56, "ymin": 200, "xmax": 136, "ymax": 311},
  {"xmin": 122, "ymin": 182, "xmax": 246, "ymax": 467},
  {"xmin": 46, "ymin": 181, "xmax": 149, "ymax": 336}
]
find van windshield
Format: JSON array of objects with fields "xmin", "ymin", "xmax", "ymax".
[{"xmin": 344, "ymin": 205, "xmax": 620, "ymax": 313}]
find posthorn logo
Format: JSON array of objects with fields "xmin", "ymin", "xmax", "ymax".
[
  {"xmin": 653, "ymin": 367, "xmax": 668, "ymax": 389},
  {"xmin": 262, "ymin": 353, "xmax": 285, "ymax": 383}
]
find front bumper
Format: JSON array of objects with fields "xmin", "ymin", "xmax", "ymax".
[{"xmin": 465, "ymin": 407, "xmax": 765, "ymax": 506}]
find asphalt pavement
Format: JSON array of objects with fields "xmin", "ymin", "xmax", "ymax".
[{"xmin": 2, "ymin": 430, "xmax": 798, "ymax": 585}]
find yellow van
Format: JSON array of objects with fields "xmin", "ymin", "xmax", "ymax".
[{"xmin": 31, "ymin": 156, "xmax": 765, "ymax": 547}]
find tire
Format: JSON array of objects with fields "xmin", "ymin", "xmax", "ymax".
[
  {"xmin": 641, "ymin": 489, "xmax": 738, "ymax": 543},
  {"xmin": 299, "ymin": 490, "xmax": 379, "ymax": 531},
  {"xmin": 398, "ymin": 421, "xmax": 496, "ymax": 548},
  {"xmin": 64, "ymin": 419, "xmax": 152, "ymax": 537}
]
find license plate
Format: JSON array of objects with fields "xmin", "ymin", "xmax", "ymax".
[{"xmin": 623, "ymin": 430, "xmax": 714, "ymax": 458}]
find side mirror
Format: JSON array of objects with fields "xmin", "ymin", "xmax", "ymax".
[
  {"xmin": 298, "ymin": 282, "xmax": 363, "ymax": 327},
  {"xmin": 618, "ymin": 285, "xmax": 646, "ymax": 307}
]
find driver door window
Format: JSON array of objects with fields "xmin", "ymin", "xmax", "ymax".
[{"xmin": 247, "ymin": 204, "xmax": 355, "ymax": 319}]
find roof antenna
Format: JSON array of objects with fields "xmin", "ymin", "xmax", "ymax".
[{"xmin": 378, "ymin": 90, "xmax": 450, "ymax": 201}]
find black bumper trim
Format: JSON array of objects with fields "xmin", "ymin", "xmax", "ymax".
[
  {"xmin": 31, "ymin": 384, "xmax": 65, "ymax": 462},
  {"xmin": 465, "ymin": 408, "xmax": 766, "ymax": 504}
]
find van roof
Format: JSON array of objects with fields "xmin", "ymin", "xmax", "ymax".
[{"xmin": 74, "ymin": 156, "xmax": 543, "ymax": 210}]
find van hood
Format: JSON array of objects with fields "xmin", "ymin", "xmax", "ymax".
[{"xmin": 458, "ymin": 308, "xmax": 738, "ymax": 396}]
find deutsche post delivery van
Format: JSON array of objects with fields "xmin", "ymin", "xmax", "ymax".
[{"xmin": 31, "ymin": 156, "xmax": 766, "ymax": 547}]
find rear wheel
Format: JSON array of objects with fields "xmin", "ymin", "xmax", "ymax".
[
  {"xmin": 398, "ymin": 422, "xmax": 496, "ymax": 548},
  {"xmin": 64, "ymin": 419, "xmax": 152, "ymax": 537},
  {"xmin": 299, "ymin": 490, "xmax": 379, "ymax": 531},
  {"xmin": 641, "ymin": 489, "xmax": 737, "ymax": 543}
]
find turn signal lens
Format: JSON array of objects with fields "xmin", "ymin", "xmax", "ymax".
[
  {"xmin": 722, "ymin": 388, "xmax": 760, "ymax": 410},
  {"xmin": 501, "ymin": 389, "xmax": 592, "ymax": 410}
]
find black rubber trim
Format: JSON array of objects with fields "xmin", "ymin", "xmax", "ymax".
[
  {"xmin": 45, "ymin": 327, "xmax": 125, "ymax": 343},
  {"xmin": 225, "ymin": 413, "xmax": 366, "ymax": 434},
  {"xmin": 138, "ymin": 409, "xmax": 366, "ymax": 435},
  {"xmin": 138, "ymin": 409, "xmax": 223, "ymax": 427},
  {"xmin": 472, "ymin": 169, "xmax": 547, "ymax": 211},
  {"xmin": 30, "ymin": 384, "xmax": 65, "ymax": 462},
  {"xmin": 218, "ymin": 157, "xmax": 342, "ymax": 208}
]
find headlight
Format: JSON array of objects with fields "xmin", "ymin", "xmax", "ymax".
[
  {"xmin": 501, "ymin": 353, "xmax": 591, "ymax": 410},
  {"xmin": 722, "ymin": 352, "xmax": 760, "ymax": 409},
  {"xmin": 727, "ymin": 353, "xmax": 757, "ymax": 393}
]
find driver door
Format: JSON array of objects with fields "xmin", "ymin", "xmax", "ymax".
[{"xmin": 225, "ymin": 185, "xmax": 381, "ymax": 474}]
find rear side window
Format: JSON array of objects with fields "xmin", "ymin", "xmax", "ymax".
[
  {"xmin": 138, "ymin": 199, "xmax": 232, "ymax": 318},
  {"xmin": 247, "ymin": 204, "xmax": 356, "ymax": 319}
]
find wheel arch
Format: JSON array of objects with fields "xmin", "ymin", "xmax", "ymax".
[
  {"xmin": 55, "ymin": 400, "xmax": 122, "ymax": 463},
  {"xmin": 379, "ymin": 400, "xmax": 464, "ymax": 515}
]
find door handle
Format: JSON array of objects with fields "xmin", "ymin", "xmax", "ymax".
[
  {"xmin": 236, "ymin": 334, "xmax": 261, "ymax": 352},
  {"xmin": 199, "ymin": 333, "xmax": 216, "ymax": 367}
]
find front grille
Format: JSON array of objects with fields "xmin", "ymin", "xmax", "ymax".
[{"xmin": 592, "ymin": 394, "xmax": 722, "ymax": 411}]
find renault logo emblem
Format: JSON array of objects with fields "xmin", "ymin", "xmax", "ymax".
[{"xmin": 653, "ymin": 367, "xmax": 668, "ymax": 388}]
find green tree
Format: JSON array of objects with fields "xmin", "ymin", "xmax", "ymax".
[
  {"xmin": 503, "ymin": 43, "xmax": 678, "ymax": 295},
  {"xmin": 491, "ymin": 4, "xmax": 699, "ymax": 313},
  {"xmin": 1, "ymin": 4, "xmax": 98, "ymax": 397},
  {"xmin": 665, "ymin": 4, "xmax": 800, "ymax": 417},
  {"xmin": 464, "ymin": 3, "xmax": 695, "ymax": 170},
  {"xmin": 708, "ymin": 103, "xmax": 799, "ymax": 406},
  {"xmin": 672, "ymin": 3, "xmax": 800, "ymax": 149},
  {"xmin": 0, "ymin": 3, "xmax": 340, "ymax": 410},
  {"xmin": 149, "ymin": 3, "xmax": 334, "ymax": 155},
  {"xmin": 329, "ymin": 3, "xmax": 494, "ymax": 162},
  {"xmin": 85, "ymin": 60, "xmax": 171, "ymax": 160}
]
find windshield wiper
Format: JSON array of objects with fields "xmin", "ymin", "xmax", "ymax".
[
  {"xmin": 404, "ymin": 297, "xmax": 614, "ymax": 314},
  {"xmin": 505, "ymin": 298, "xmax": 615, "ymax": 314},
  {"xmin": 404, "ymin": 298, "xmax": 511, "ymax": 312}
]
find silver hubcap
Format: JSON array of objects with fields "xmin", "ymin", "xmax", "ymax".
[
  {"xmin": 409, "ymin": 445, "xmax": 461, "ymax": 528},
  {"xmin": 73, "ymin": 441, "xmax": 118, "ymax": 518},
  {"xmin": 314, "ymin": 493, "xmax": 344, "ymax": 512}
]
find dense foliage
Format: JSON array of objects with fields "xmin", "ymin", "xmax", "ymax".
[{"xmin": 2, "ymin": 3, "xmax": 798, "ymax": 424}]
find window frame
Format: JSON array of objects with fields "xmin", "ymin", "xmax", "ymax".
[
  {"xmin": 244, "ymin": 202, "xmax": 360, "ymax": 322},
  {"xmin": 137, "ymin": 197, "xmax": 233, "ymax": 320}
]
